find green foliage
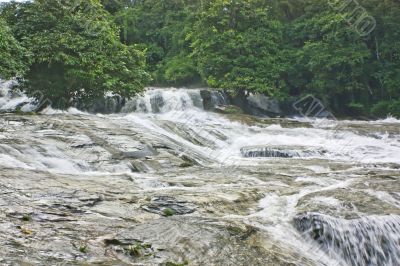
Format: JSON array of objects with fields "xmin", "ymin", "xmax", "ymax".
[
  {"xmin": 101, "ymin": 0, "xmax": 132, "ymax": 14},
  {"xmin": 0, "ymin": 17, "xmax": 27, "ymax": 79},
  {"xmin": 112, "ymin": 0, "xmax": 201, "ymax": 85},
  {"xmin": 284, "ymin": 5, "xmax": 372, "ymax": 111},
  {"xmin": 347, "ymin": 102, "xmax": 366, "ymax": 116},
  {"xmin": 163, "ymin": 55, "xmax": 199, "ymax": 85},
  {"xmin": 2, "ymin": 0, "xmax": 149, "ymax": 109},
  {"xmin": 371, "ymin": 100, "xmax": 400, "ymax": 118},
  {"xmin": 190, "ymin": 0, "xmax": 285, "ymax": 97},
  {"xmin": 280, "ymin": 0, "xmax": 400, "ymax": 116}
]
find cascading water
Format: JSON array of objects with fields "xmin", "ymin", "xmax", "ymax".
[
  {"xmin": 0, "ymin": 80, "xmax": 31, "ymax": 112},
  {"xmin": 121, "ymin": 88, "xmax": 205, "ymax": 113},
  {"xmin": 294, "ymin": 213, "xmax": 400, "ymax": 266},
  {"xmin": 0, "ymin": 85, "xmax": 399, "ymax": 265}
]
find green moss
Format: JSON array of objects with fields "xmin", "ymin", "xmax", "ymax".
[
  {"xmin": 79, "ymin": 244, "xmax": 88, "ymax": 253},
  {"xmin": 165, "ymin": 260, "xmax": 189, "ymax": 266},
  {"xmin": 162, "ymin": 208, "xmax": 176, "ymax": 217},
  {"xmin": 72, "ymin": 242, "xmax": 88, "ymax": 253},
  {"xmin": 126, "ymin": 244, "xmax": 142, "ymax": 257},
  {"xmin": 179, "ymin": 162, "xmax": 194, "ymax": 168},
  {"xmin": 21, "ymin": 214, "xmax": 31, "ymax": 221},
  {"xmin": 179, "ymin": 155, "xmax": 196, "ymax": 168},
  {"xmin": 124, "ymin": 242, "xmax": 153, "ymax": 257}
]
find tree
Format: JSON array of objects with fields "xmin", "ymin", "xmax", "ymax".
[
  {"xmin": 112, "ymin": 0, "xmax": 202, "ymax": 85},
  {"xmin": 0, "ymin": 17, "xmax": 26, "ymax": 79},
  {"xmin": 286, "ymin": 6, "xmax": 371, "ymax": 112},
  {"xmin": 282, "ymin": 0, "xmax": 400, "ymax": 116},
  {"xmin": 101, "ymin": 0, "xmax": 133, "ymax": 14},
  {"xmin": 190, "ymin": 0, "xmax": 285, "ymax": 97},
  {"xmin": 4, "ymin": 0, "xmax": 149, "ymax": 109}
]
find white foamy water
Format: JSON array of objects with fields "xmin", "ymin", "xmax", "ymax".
[
  {"xmin": 119, "ymin": 88, "xmax": 400, "ymax": 165},
  {"xmin": 1, "ymin": 85, "xmax": 398, "ymax": 170},
  {"xmin": 0, "ymin": 80, "xmax": 31, "ymax": 111},
  {"xmin": 120, "ymin": 105, "xmax": 400, "ymax": 165}
]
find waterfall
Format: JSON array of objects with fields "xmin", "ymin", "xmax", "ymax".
[
  {"xmin": 0, "ymin": 84, "xmax": 228, "ymax": 114},
  {"xmin": 0, "ymin": 80, "xmax": 33, "ymax": 112},
  {"xmin": 294, "ymin": 213, "xmax": 400, "ymax": 266},
  {"xmin": 122, "ymin": 88, "xmax": 205, "ymax": 113}
]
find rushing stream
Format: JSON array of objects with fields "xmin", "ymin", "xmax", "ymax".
[{"xmin": 0, "ymin": 81, "xmax": 399, "ymax": 265}]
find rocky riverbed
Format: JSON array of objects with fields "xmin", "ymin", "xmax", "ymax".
[{"xmin": 0, "ymin": 88, "xmax": 400, "ymax": 265}]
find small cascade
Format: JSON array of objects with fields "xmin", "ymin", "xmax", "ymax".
[
  {"xmin": 122, "ymin": 88, "xmax": 204, "ymax": 113},
  {"xmin": 241, "ymin": 146, "xmax": 300, "ymax": 158},
  {"xmin": 240, "ymin": 145, "xmax": 326, "ymax": 158},
  {"xmin": 0, "ymin": 80, "xmax": 33, "ymax": 112},
  {"xmin": 294, "ymin": 212, "xmax": 400, "ymax": 266}
]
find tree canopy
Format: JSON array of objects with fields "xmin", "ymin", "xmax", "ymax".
[
  {"xmin": 1, "ymin": 0, "xmax": 149, "ymax": 108},
  {"xmin": 1, "ymin": 0, "xmax": 399, "ymax": 117},
  {"xmin": 190, "ymin": 0, "xmax": 285, "ymax": 97},
  {"xmin": 0, "ymin": 16, "xmax": 26, "ymax": 79}
]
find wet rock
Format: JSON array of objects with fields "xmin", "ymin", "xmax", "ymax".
[
  {"xmin": 71, "ymin": 142, "xmax": 94, "ymax": 149},
  {"xmin": 150, "ymin": 93, "xmax": 165, "ymax": 113},
  {"xmin": 200, "ymin": 89, "xmax": 229, "ymax": 111},
  {"xmin": 214, "ymin": 105, "xmax": 244, "ymax": 114},
  {"xmin": 35, "ymin": 213, "xmax": 77, "ymax": 222},
  {"xmin": 104, "ymin": 238, "xmax": 155, "ymax": 259},
  {"xmin": 113, "ymin": 144, "xmax": 158, "ymax": 159},
  {"xmin": 200, "ymin": 90, "xmax": 213, "ymax": 111},
  {"xmin": 129, "ymin": 160, "xmax": 150, "ymax": 172},
  {"xmin": 105, "ymin": 217, "xmax": 293, "ymax": 265},
  {"xmin": 141, "ymin": 196, "xmax": 196, "ymax": 216},
  {"xmin": 1, "ymin": 103, "xmax": 400, "ymax": 265},
  {"xmin": 296, "ymin": 180, "xmax": 400, "ymax": 218},
  {"xmin": 227, "ymin": 90, "xmax": 285, "ymax": 117},
  {"xmin": 247, "ymin": 93, "xmax": 281, "ymax": 115},
  {"xmin": 76, "ymin": 94, "xmax": 126, "ymax": 114}
]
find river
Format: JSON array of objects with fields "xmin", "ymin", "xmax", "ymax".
[{"xmin": 0, "ymin": 82, "xmax": 399, "ymax": 265}]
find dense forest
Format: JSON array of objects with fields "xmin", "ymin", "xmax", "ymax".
[{"xmin": 0, "ymin": 0, "xmax": 399, "ymax": 117}]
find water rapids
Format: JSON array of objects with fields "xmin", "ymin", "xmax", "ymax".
[{"xmin": 0, "ymin": 81, "xmax": 399, "ymax": 265}]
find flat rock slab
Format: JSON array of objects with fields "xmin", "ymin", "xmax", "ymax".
[
  {"xmin": 103, "ymin": 217, "xmax": 292, "ymax": 265},
  {"xmin": 141, "ymin": 196, "xmax": 196, "ymax": 216}
]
